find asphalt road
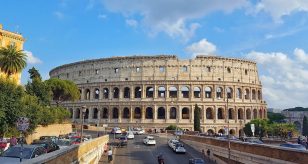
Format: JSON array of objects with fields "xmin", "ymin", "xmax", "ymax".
[{"xmin": 113, "ymin": 134, "xmax": 206, "ymax": 164}]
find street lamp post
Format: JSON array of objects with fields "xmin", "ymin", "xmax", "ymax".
[{"xmin": 81, "ymin": 106, "xmax": 87, "ymax": 143}]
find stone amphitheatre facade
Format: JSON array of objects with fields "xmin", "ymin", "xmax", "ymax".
[{"xmin": 49, "ymin": 55, "xmax": 267, "ymax": 136}]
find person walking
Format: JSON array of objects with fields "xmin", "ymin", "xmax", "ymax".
[{"xmin": 108, "ymin": 148, "xmax": 113, "ymax": 162}]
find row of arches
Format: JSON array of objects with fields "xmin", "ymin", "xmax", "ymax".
[
  {"xmin": 69, "ymin": 107, "xmax": 266, "ymax": 120},
  {"xmin": 82, "ymin": 86, "xmax": 262, "ymax": 100}
]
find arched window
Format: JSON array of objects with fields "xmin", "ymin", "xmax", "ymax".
[
  {"xmin": 85, "ymin": 89, "xmax": 90, "ymax": 100},
  {"xmin": 182, "ymin": 108, "xmax": 189, "ymax": 119},
  {"xmin": 93, "ymin": 108, "xmax": 98, "ymax": 119},
  {"xmin": 238, "ymin": 108, "xmax": 244, "ymax": 119},
  {"xmin": 217, "ymin": 108, "xmax": 224, "ymax": 119},
  {"xmin": 205, "ymin": 87, "xmax": 212, "ymax": 98},
  {"xmin": 236, "ymin": 88, "xmax": 242, "ymax": 99},
  {"xmin": 75, "ymin": 108, "xmax": 80, "ymax": 119},
  {"xmin": 158, "ymin": 86, "xmax": 166, "ymax": 98},
  {"xmin": 259, "ymin": 109, "xmax": 263, "ymax": 118},
  {"xmin": 245, "ymin": 89, "xmax": 250, "ymax": 100},
  {"xmin": 228, "ymin": 108, "xmax": 234, "ymax": 119},
  {"xmin": 257, "ymin": 90, "xmax": 261, "ymax": 100},
  {"xmin": 113, "ymin": 108, "xmax": 119, "ymax": 119},
  {"xmin": 103, "ymin": 88, "xmax": 109, "ymax": 99},
  {"xmin": 102, "ymin": 108, "xmax": 108, "ymax": 118},
  {"xmin": 227, "ymin": 67, "xmax": 231, "ymax": 73},
  {"xmin": 229, "ymin": 129, "xmax": 235, "ymax": 135},
  {"xmin": 69, "ymin": 108, "xmax": 73, "ymax": 118},
  {"xmin": 135, "ymin": 87, "xmax": 142, "ymax": 98},
  {"xmin": 146, "ymin": 87, "xmax": 154, "ymax": 98},
  {"xmin": 169, "ymin": 86, "xmax": 177, "ymax": 98},
  {"xmin": 146, "ymin": 107, "xmax": 153, "ymax": 119},
  {"xmin": 84, "ymin": 109, "xmax": 89, "ymax": 119},
  {"xmin": 181, "ymin": 86, "xmax": 190, "ymax": 98},
  {"xmin": 113, "ymin": 87, "xmax": 119, "ymax": 99},
  {"xmin": 246, "ymin": 109, "xmax": 251, "ymax": 119},
  {"xmin": 79, "ymin": 89, "xmax": 82, "ymax": 100},
  {"xmin": 207, "ymin": 129, "xmax": 214, "ymax": 135},
  {"xmin": 253, "ymin": 109, "xmax": 257, "ymax": 119},
  {"xmin": 170, "ymin": 107, "xmax": 177, "ymax": 119},
  {"xmin": 123, "ymin": 108, "xmax": 130, "ymax": 118},
  {"xmin": 134, "ymin": 107, "xmax": 141, "ymax": 119},
  {"xmin": 94, "ymin": 88, "xmax": 100, "ymax": 99},
  {"xmin": 226, "ymin": 87, "xmax": 233, "ymax": 99},
  {"xmin": 252, "ymin": 89, "xmax": 256, "ymax": 100},
  {"xmin": 124, "ymin": 87, "xmax": 130, "ymax": 98},
  {"xmin": 193, "ymin": 87, "xmax": 201, "ymax": 98},
  {"xmin": 206, "ymin": 108, "xmax": 213, "ymax": 119},
  {"xmin": 218, "ymin": 129, "xmax": 225, "ymax": 134},
  {"xmin": 216, "ymin": 87, "xmax": 223, "ymax": 99},
  {"xmin": 157, "ymin": 107, "xmax": 165, "ymax": 119}
]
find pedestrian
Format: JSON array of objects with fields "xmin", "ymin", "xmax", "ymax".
[
  {"xmin": 10, "ymin": 136, "xmax": 17, "ymax": 147},
  {"xmin": 108, "ymin": 148, "xmax": 113, "ymax": 162},
  {"xmin": 297, "ymin": 136, "xmax": 301, "ymax": 144}
]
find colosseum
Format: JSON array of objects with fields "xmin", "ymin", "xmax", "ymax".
[{"xmin": 49, "ymin": 55, "xmax": 267, "ymax": 136}]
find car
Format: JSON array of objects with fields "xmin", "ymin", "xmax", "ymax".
[
  {"xmin": 117, "ymin": 136, "xmax": 128, "ymax": 147},
  {"xmin": 175, "ymin": 131, "xmax": 184, "ymax": 136},
  {"xmin": 126, "ymin": 131, "xmax": 134, "ymax": 139},
  {"xmin": 111, "ymin": 127, "xmax": 122, "ymax": 134},
  {"xmin": 168, "ymin": 139, "xmax": 179, "ymax": 149},
  {"xmin": 189, "ymin": 158, "xmax": 205, "ymax": 164},
  {"xmin": 39, "ymin": 136, "xmax": 58, "ymax": 143},
  {"xmin": 174, "ymin": 143, "xmax": 186, "ymax": 153},
  {"xmin": 280, "ymin": 143, "xmax": 306, "ymax": 150},
  {"xmin": 0, "ymin": 139, "xmax": 10, "ymax": 152},
  {"xmin": 132, "ymin": 128, "xmax": 145, "ymax": 135},
  {"xmin": 55, "ymin": 139, "xmax": 72, "ymax": 149},
  {"xmin": 0, "ymin": 145, "xmax": 46, "ymax": 163},
  {"xmin": 31, "ymin": 140, "xmax": 59, "ymax": 153},
  {"xmin": 143, "ymin": 136, "xmax": 156, "ymax": 145},
  {"xmin": 244, "ymin": 138, "xmax": 263, "ymax": 144}
]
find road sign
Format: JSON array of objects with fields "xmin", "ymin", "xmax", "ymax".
[{"xmin": 16, "ymin": 117, "xmax": 29, "ymax": 132}]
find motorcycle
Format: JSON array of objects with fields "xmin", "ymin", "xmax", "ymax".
[{"xmin": 157, "ymin": 154, "xmax": 165, "ymax": 164}]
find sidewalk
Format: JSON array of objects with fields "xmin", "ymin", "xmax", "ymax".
[{"xmin": 98, "ymin": 144, "xmax": 117, "ymax": 164}]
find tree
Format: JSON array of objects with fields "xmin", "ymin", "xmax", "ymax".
[
  {"xmin": 45, "ymin": 78, "xmax": 80, "ymax": 106},
  {"xmin": 194, "ymin": 104, "xmax": 201, "ymax": 132},
  {"xmin": 303, "ymin": 116, "xmax": 308, "ymax": 136},
  {"xmin": 28, "ymin": 67, "xmax": 42, "ymax": 80},
  {"xmin": 243, "ymin": 119, "xmax": 269, "ymax": 137},
  {"xmin": 267, "ymin": 112, "xmax": 286, "ymax": 123},
  {"xmin": 0, "ymin": 45, "xmax": 27, "ymax": 76}
]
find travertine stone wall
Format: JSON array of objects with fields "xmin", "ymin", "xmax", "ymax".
[{"xmin": 50, "ymin": 55, "xmax": 267, "ymax": 136}]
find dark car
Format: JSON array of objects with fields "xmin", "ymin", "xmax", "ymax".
[
  {"xmin": 280, "ymin": 143, "xmax": 306, "ymax": 150},
  {"xmin": 117, "ymin": 136, "xmax": 128, "ymax": 147},
  {"xmin": 39, "ymin": 136, "xmax": 58, "ymax": 143},
  {"xmin": 0, "ymin": 145, "xmax": 46, "ymax": 163},
  {"xmin": 189, "ymin": 158, "xmax": 205, "ymax": 164},
  {"xmin": 31, "ymin": 140, "xmax": 59, "ymax": 153}
]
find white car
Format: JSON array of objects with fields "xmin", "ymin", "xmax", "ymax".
[
  {"xmin": 173, "ymin": 143, "xmax": 186, "ymax": 153},
  {"xmin": 137, "ymin": 129, "xmax": 145, "ymax": 135},
  {"xmin": 168, "ymin": 139, "xmax": 179, "ymax": 149},
  {"xmin": 111, "ymin": 127, "xmax": 122, "ymax": 134},
  {"xmin": 143, "ymin": 136, "xmax": 156, "ymax": 145},
  {"xmin": 126, "ymin": 131, "xmax": 134, "ymax": 139}
]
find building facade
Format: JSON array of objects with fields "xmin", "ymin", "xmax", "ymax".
[
  {"xmin": 0, "ymin": 24, "xmax": 25, "ymax": 84},
  {"xmin": 50, "ymin": 55, "xmax": 267, "ymax": 136}
]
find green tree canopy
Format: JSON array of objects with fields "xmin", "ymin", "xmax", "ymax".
[
  {"xmin": 45, "ymin": 78, "xmax": 80, "ymax": 106},
  {"xmin": 0, "ymin": 45, "xmax": 27, "ymax": 76},
  {"xmin": 267, "ymin": 112, "xmax": 286, "ymax": 123},
  {"xmin": 194, "ymin": 104, "xmax": 201, "ymax": 132},
  {"xmin": 28, "ymin": 67, "xmax": 41, "ymax": 80}
]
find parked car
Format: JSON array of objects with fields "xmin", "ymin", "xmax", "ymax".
[
  {"xmin": 189, "ymin": 158, "xmax": 205, "ymax": 164},
  {"xmin": 143, "ymin": 136, "xmax": 156, "ymax": 145},
  {"xmin": 280, "ymin": 143, "xmax": 306, "ymax": 150},
  {"xmin": 31, "ymin": 140, "xmax": 59, "ymax": 153},
  {"xmin": 55, "ymin": 139, "xmax": 72, "ymax": 149},
  {"xmin": 0, "ymin": 139, "xmax": 10, "ymax": 152},
  {"xmin": 39, "ymin": 136, "xmax": 58, "ymax": 143},
  {"xmin": 126, "ymin": 131, "xmax": 134, "ymax": 139},
  {"xmin": 111, "ymin": 127, "xmax": 122, "ymax": 134},
  {"xmin": 0, "ymin": 145, "xmax": 46, "ymax": 163},
  {"xmin": 132, "ymin": 128, "xmax": 145, "ymax": 135}
]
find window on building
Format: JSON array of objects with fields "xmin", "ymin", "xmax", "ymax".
[
  {"xmin": 206, "ymin": 66, "xmax": 211, "ymax": 72},
  {"xmin": 136, "ymin": 67, "xmax": 140, "ymax": 72},
  {"xmin": 227, "ymin": 67, "xmax": 231, "ymax": 73},
  {"xmin": 95, "ymin": 69, "xmax": 99, "ymax": 74},
  {"xmin": 79, "ymin": 71, "xmax": 82, "ymax": 76},
  {"xmin": 114, "ymin": 68, "xmax": 119, "ymax": 73},
  {"xmin": 66, "ymin": 73, "xmax": 69, "ymax": 78},
  {"xmin": 182, "ymin": 66, "xmax": 188, "ymax": 72},
  {"xmin": 159, "ymin": 66, "xmax": 165, "ymax": 72},
  {"xmin": 245, "ymin": 69, "xmax": 248, "ymax": 75}
]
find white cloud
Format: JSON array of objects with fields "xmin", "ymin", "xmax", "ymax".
[
  {"xmin": 98, "ymin": 14, "xmax": 107, "ymax": 19},
  {"xmin": 53, "ymin": 11, "xmax": 64, "ymax": 20},
  {"xmin": 126, "ymin": 19, "xmax": 138, "ymax": 28},
  {"xmin": 25, "ymin": 51, "xmax": 42, "ymax": 64},
  {"xmin": 186, "ymin": 39, "xmax": 216, "ymax": 57},
  {"xmin": 102, "ymin": 0, "xmax": 248, "ymax": 41},
  {"xmin": 255, "ymin": 0, "xmax": 308, "ymax": 22},
  {"xmin": 246, "ymin": 48, "xmax": 308, "ymax": 108}
]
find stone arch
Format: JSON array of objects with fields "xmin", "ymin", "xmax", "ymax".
[
  {"xmin": 103, "ymin": 88, "xmax": 109, "ymax": 99},
  {"xmin": 257, "ymin": 90, "xmax": 262, "ymax": 100},
  {"xmin": 69, "ymin": 108, "xmax": 73, "ymax": 118},
  {"xmin": 253, "ymin": 109, "xmax": 258, "ymax": 119},
  {"xmin": 75, "ymin": 108, "xmax": 80, "ymax": 119},
  {"xmin": 113, "ymin": 87, "xmax": 119, "ymax": 99},
  {"xmin": 112, "ymin": 107, "xmax": 119, "ymax": 119},
  {"xmin": 207, "ymin": 129, "xmax": 215, "ymax": 135},
  {"xmin": 94, "ymin": 88, "xmax": 100, "ymax": 99},
  {"xmin": 217, "ymin": 108, "xmax": 224, "ymax": 119},
  {"xmin": 239, "ymin": 129, "xmax": 244, "ymax": 137},
  {"xmin": 216, "ymin": 87, "xmax": 223, "ymax": 99},
  {"xmin": 169, "ymin": 86, "xmax": 178, "ymax": 98},
  {"xmin": 84, "ymin": 108, "xmax": 89, "ymax": 119},
  {"xmin": 229, "ymin": 129, "xmax": 235, "ymax": 135},
  {"xmin": 193, "ymin": 87, "xmax": 201, "ymax": 98},
  {"xmin": 102, "ymin": 108, "xmax": 108, "ymax": 118},
  {"xmin": 206, "ymin": 107, "xmax": 214, "ymax": 119},
  {"xmin": 228, "ymin": 108, "xmax": 235, "ymax": 120},
  {"xmin": 146, "ymin": 86, "xmax": 154, "ymax": 98},
  {"xmin": 245, "ymin": 88, "xmax": 250, "ymax": 100},
  {"xmin": 252, "ymin": 89, "xmax": 256, "ymax": 100},
  {"xmin": 170, "ymin": 107, "xmax": 177, "ymax": 119},
  {"xmin": 146, "ymin": 107, "xmax": 153, "ymax": 119},
  {"xmin": 85, "ymin": 89, "xmax": 90, "ymax": 100},
  {"xmin": 134, "ymin": 107, "xmax": 141, "ymax": 119},
  {"xmin": 93, "ymin": 108, "xmax": 98, "ymax": 119},
  {"xmin": 236, "ymin": 88, "xmax": 242, "ymax": 99},
  {"xmin": 218, "ymin": 129, "xmax": 225, "ymax": 134},
  {"xmin": 226, "ymin": 87, "xmax": 233, "ymax": 99},
  {"xmin": 205, "ymin": 86, "xmax": 212, "ymax": 98},
  {"xmin": 182, "ymin": 107, "xmax": 190, "ymax": 119},
  {"xmin": 181, "ymin": 86, "xmax": 190, "ymax": 98},
  {"xmin": 246, "ymin": 108, "xmax": 251, "ymax": 120},
  {"xmin": 238, "ymin": 108, "xmax": 244, "ymax": 119},
  {"xmin": 158, "ymin": 86, "xmax": 166, "ymax": 98},
  {"xmin": 135, "ymin": 86, "xmax": 142, "ymax": 98},
  {"xmin": 124, "ymin": 87, "xmax": 130, "ymax": 98},
  {"xmin": 79, "ymin": 89, "xmax": 82, "ymax": 100},
  {"xmin": 157, "ymin": 107, "xmax": 166, "ymax": 119},
  {"xmin": 259, "ymin": 109, "xmax": 263, "ymax": 118},
  {"xmin": 123, "ymin": 107, "xmax": 130, "ymax": 119}
]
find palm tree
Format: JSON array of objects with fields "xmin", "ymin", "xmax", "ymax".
[{"xmin": 0, "ymin": 45, "xmax": 27, "ymax": 77}]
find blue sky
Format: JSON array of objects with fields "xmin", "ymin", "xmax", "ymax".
[{"xmin": 1, "ymin": 0, "xmax": 308, "ymax": 109}]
